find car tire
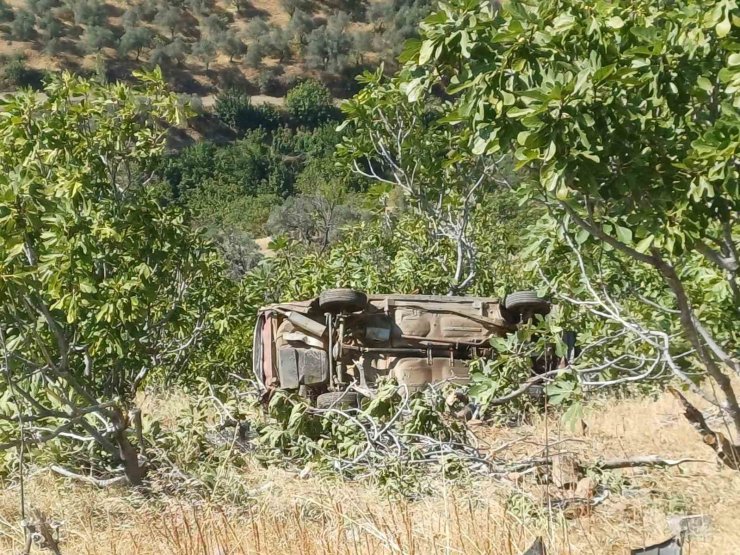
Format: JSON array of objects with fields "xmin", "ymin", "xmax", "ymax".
[
  {"xmin": 504, "ymin": 290, "xmax": 550, "ymax": 321},
  {"xmin": 316, "ymin": 391, "xmax": 360, "ymax": 410},
  {"xmin": 318, "ymin": 288, "xmax": 367, "ymax": 314}
]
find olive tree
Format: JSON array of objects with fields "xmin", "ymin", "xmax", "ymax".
[
  {"xmin": 0, "ymin": 71, "xmax": 233, "ymax": 485},
  {"xmin": 387, "ymin": 0, "xmax": 740, "ymax": 438},
  {"xmin": 193, "ymin": 38, "xmax": 217, "ymax": 70}
]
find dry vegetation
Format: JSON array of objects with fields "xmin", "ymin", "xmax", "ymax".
[{"xmin": 1, "ymin": 386, "xmax": 738, "ymax": 554}]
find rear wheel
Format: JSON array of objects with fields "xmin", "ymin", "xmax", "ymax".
[
  {"xmin": 503, "ymin": 290, "xmax": 550, "ymax": 322},
  {"xmin": 316, "ymin": 391, "xmax": 360, "ymax": 410},
  {"xmin": 318, "ymin": 288, "xmax": 367, "ymax": 314}
]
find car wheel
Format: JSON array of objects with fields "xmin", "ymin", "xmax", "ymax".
[
  {"xmin": 504, "ymin": 290, "xmax": 550, "ymax": 322},
  {"xmin": 316, "ymin": 391, "xmax": 360, "ymax": 410},
  {"xmin": 318, "ymin": 288, "xmax": 367, "ymax": 314}
]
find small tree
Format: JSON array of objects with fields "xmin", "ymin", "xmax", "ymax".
[
  {"xmin": 10, "ymin": 10, "xmax": 36, "ymax": 41},
  {"xmin": 189, "ymin": 0, "xmax": 213, "ymax": 16},
  {"xmin": 154, "ymin": 5, "xmax": 183, "ymax": 39},
  {"xmin": 26, "ymin": 0, "xmax": 58, "ymax": 15},
  {"xmin": 121, "ymin": 6, "xmax": 140, "ymax": 29},
  {"xmin": 165, "ymin": 36, "xmax": 188, "ymax": 67},
  {"xmin": 0, "ymin": 0, "xmax": 13, "ymax": 22},
  {"xmin": 38, "ymin": 12, "xmax": 64, "ymax": 40},
  {"xmin": 244, "ymin": 42, "xmax": 264, "ymax": 68},
  {"xmin": 192, "ymin": 38, "xmax": 217, "ymax": 70},
  {"xmin": 203, "ymin": 12, "xmax": 226, "ymax": 37},
  {"xmin": 84, "ymin": 24, "xmax": 115, "ymax": 52},
  {"xmin": 221, "ymin": 30, "xmax": 246, "ymax": 62},
  {"xmin": 285, "ymin": 79, "xmax": 336, "ymax": 127},
  {"xmin": 72, "ymin": 0, "xmax": 106, "ymax": 26},
  {"xmin": 260, "ymin": 24, "xmax": 291, "ymax": 63},
  {"xmin": 280, "ymin": 0, "xmax": 304, "ymax": 17},
  {"xmin": 215, "ymin": 88, "xmax": 254, "ymax": 130},
  {"xmin": 0, "ymin": 70, "xmax": 233, "ymax": 486},
  {"xmin": 119, "ymin": 27, "xmax": 153, "ymax": 60}
]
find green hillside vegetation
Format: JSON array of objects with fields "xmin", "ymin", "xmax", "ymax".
[{"xmin": 0, "ymin": 0, "xmax": 739, "ymax": 552}]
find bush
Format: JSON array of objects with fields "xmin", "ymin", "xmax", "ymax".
[
  {"xmin": 214, "ymin": 88, "xmax": 282, "ymax": 132},
  {"xmin": 0, "ymin": 0, "xmax": 12, "ymax": 22},
  {"xmin": 285, "ymin": 79, "xmax": 338, "ymax": 127},
  {"xmin": 2, "ymin": 58, "xmax": 46, "ymax": 90},
  {"xmin": 72, "ymin": 0, "xmax": 106, "ymax": 26},
  {"xmin": 257, "ymin": 67, "xmax": 283, "ymax": 95},
  {"xmin": 10, "ymin": 10, "xmax": 36, "ymax": 41},
  {"xmin": 84, "ymin": 25, "xmax": 115, "ymax": 53}
]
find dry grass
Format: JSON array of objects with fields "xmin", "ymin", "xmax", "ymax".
[{"xmin": 1, "ymin": 387, "xmax": 739, "ymax": 554}]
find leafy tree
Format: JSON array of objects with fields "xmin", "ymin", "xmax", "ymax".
[
  {"xmin": 10, "ymin": 10, "xmax": 37, "ymax": 41},
  {"xmin": 260, "ymin": 24, "xmax": 292, "ymax": 63},
  {"xmin": 188, "ymin": 0, "xmax": 213, "ymax": 16},
  {"xmin": 244, "ymin": 42, "xmax": 264, "ymax": 69},
  {"xmin": 285, "ymin": 79, "xmax": 337, "ymax": 127},
  {"xmin": 357, "ymin": 0, "xmax": 740, "ymax": 437},
  {"xmin": 0, "ymin": 0, "xmax": 12, "ymax": 22},
  {"xmin": 119, "ymin": 26, "xmax": 153, "ymax": 60},
  {"xmin": 214, "ymin": 88, "xmax": 281, "ymax": 132},
  {"xmin": 257, "ymin": 66, "xmax": 282, "ymax": 94},
  {"xmin": 27, "ymin": 0, "xmax": 59, "ymax": 15},
  {"xmin": 203, "ymin": 12, "xmax": 226, "ymax": 36},
  {"xmin": 192, "ymin": 38, "xmax": 217, "ymax": 70},
  {"xmin": 267, "ymin": 159, "xmax": 364, "ymax": 251},
  {"xmin": 71, "ymin": 0, "xmax": 107, "ymax": 26},
  {"xmin": 206, "ymin": 226, "xmax": 263, "ymax": 280},
  {"xmin": 154, "ymin": 5, "xmax": 183, "ymax": 39},
  {"xmin": 280, "ymin": 0, "xmax": 304, "ymax": 17},
  {"xmin": 44, "ymin": 37, "xmax": 63, "ymax": 55},
  {"xmin": 38, "ymin": 12, "xmax": 64, "ymax": 40},
  {"xmin": 287, "ymin": 8, "xmax": 313, "ymax": 44},
  {"xmin": 122, "ymin": 6, "xmax": 141, "ymax": 29},
  {"xmin": 221, "ymin": 30, "xmax": 246, "ymax": 62},
  {"xmin": 165, "ymin": 36, "xmax": 189, "ymax": 66},
  {"xmin": 2, "ymin": 58, "xmax": 46, "ymax": 90},
  {"xmin": 244, "ymin": 17, "xmax": 269, "ymax": 42},
  {"xmin": 0, "ymin": 70, "xmax": 235, "ymax": 485},
  {"xmin": 84, "ymin": 24, "xmax": 115, "ymax": 52},
  {"xmin": 304, "ymin": 11, "xmax": 353, "ymax": 72}
]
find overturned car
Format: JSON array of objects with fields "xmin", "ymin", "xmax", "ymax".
[{"xmin": 254, "ymin": 289, "xmax": 563, "ymax": 408}]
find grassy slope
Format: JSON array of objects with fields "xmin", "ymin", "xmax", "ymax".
[{"xmin": 0, "ymin": 387, "xmax": 738, "ymax": 554}]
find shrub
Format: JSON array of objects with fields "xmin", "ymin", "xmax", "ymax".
[
  {"xmin": 257, "ymin": 67, "xmax": 283, "ymax": 95},
  {"xmin": 84, "ymin": 25, "xmax": 115, "ymax": 52},
  {"xmin": 10, "ymin": 10, "xmax": 36, "ymax": 41},
  {"xmin": 72, "ymin": 0, "xmax": 106, "ymax": 26},
  {"xmin": 2, "ymin": 58, "xmax": 46, "ymax": 90},
  {"xmin": 214, "ymin": 88, "xmax": 282, "ymax": 132},
  {"xmin": 0, "ymin": 0, "xmax": 12, "ymax": 22},
  {"xmin": 285, "ymin": 79, "xmax": 337, "ymax": 127},
  {"xmin": 192, "ymin": 39, "xmax": 217, "ymax": 70}
]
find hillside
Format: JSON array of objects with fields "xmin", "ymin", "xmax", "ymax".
[{"xmin": 0, "ymin": 0, "xmax": 429, "ymax": 97}]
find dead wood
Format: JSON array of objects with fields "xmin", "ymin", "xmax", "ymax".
[
  {"xmin": 50, "ymin": 466, "xmax": 127, "ymax": 488},
  {"xmin": 669, "ymin": 387, "xmax": 740, "ymax": 470},
  {"xmin": 587, "ymin": 456, "xmax": 711, "ymax": 470},
  {"xmin": 22, "ymin": 509, "xmax": 62, "ymax": 555}
]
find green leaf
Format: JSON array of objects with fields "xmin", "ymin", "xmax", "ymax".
[
  {"xmin": 615, "ymin": 225, "xmax": 632, "ymax": 244},
  {"xmin": 606, "ymin": 16, "xmax": 625, "ymax": 29}
]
